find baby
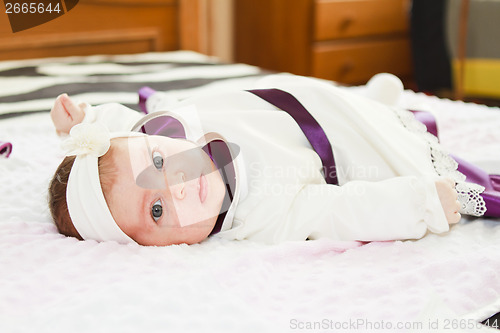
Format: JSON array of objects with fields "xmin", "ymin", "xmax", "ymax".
[{"xmin": 48, "ymin": 74, "xmax": 491, "ymax": 246}]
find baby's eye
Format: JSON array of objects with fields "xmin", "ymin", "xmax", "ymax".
[
  {"xmin": 152, "ymin": 151, "xmax": 164, "ymax": 170},
  {"xmin": 151, "ymin": 199, "xmax": 163, "ymax": 222}
]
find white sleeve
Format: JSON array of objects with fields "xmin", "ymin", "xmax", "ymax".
[
  {"xmin": 287, "ymin": 176, "xmax": 450, "ymax": 242},
  {"xmin": 82, "ymin": 103, "xmax": 143, "ymax": 132}
]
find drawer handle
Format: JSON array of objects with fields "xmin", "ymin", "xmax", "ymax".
[
  {"xmin": 339, "ymin": 16, "xmax": 353, "ymax": 31},
  {"xmin": 339, "ymin": 61, "xmax": 354, "ymax": 77}
]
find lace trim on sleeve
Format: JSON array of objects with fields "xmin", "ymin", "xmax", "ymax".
[{"xmin": 393, "ymin": 108, "xmax": 486, "ymax": 217}]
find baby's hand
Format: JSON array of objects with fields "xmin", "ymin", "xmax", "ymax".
[
  {"xmin": 435, "ymin": 177, "xmax": 461, "ymax": 225},
  {"xmin": 50, "ymin": 93, "xmax": 86, "ymax": 135}
]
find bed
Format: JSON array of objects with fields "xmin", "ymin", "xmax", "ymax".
[{"xmin": 1, "ymin": 50, "xmax": 500, "ymax": 332}]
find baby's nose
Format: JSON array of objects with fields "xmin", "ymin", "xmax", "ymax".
[{"xmin": 169, "ymin": 172, "xmax": 186, "ymax": 200}]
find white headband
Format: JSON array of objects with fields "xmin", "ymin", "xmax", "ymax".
[{"xmin": 63, "ymin": 122, "xmax": 144, "ymax": 244}]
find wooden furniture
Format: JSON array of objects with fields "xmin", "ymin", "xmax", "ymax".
[
  {"xmin": 0, "ymin": 0, "xmax": 204, "ymax": 61},
  {"xmin": 235, "ymin": 0, "xmax": 413, "ymax": 85}
]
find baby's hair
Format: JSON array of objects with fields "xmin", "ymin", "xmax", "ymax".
[{"xmin": 48, "ymin": 141, "xmax": 119, "ymax": 240}]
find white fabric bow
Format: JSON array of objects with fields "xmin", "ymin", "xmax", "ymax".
[{"xmin": 62, "ymin": 123, "xmax": 110, "ymax": 158}]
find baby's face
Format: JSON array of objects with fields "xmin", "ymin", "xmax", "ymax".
[{"xmin": 106, "ymin": 136, "xmax": 226, "ymax": 246}]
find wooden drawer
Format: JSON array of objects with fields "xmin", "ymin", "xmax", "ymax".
[
  {"xmin": 0, "ymin": 29, "xmax": 161, "ymax": 60},
  {"xmin": 0, "ymin": 0, "xmax": 178, "ymax": 61},
  {"xmin": 314, "ymin": 0, "xmax": 410, "ymax": 41},
  {"xmin": 312, "ymin": 38, "xmax": 413, "ymax": 84}
]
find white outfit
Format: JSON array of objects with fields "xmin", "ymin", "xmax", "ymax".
[{"xmin": 84, "ymin": 74, "xmax": 461, "ymax": 244}]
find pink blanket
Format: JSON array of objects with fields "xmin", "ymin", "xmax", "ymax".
[{"xmin": 1, "ymin": 83, "xmax": 499, "ymax": 333}]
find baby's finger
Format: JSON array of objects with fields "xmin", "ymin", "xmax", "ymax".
[
  {"xmin": 443, "ymin": 177, "xmax": 456, "ymax": 188},
  {"xmin": 59, "ymin": 94, "xmax": 79, "ymax": 117},
  {"xmin": 451, "ymin": 211, "xmax": 461, "ymax": 224}
]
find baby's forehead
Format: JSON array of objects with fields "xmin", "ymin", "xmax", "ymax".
[
  {"xmin": 110, "ymin": 135, "xmax": 154, "ymax": 154},
  {"xmin": 107, "ymin": 138, "xmax": 146, "ymax": 174}
]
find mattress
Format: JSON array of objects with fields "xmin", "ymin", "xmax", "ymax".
[{"xmin": 1, "ymin": 51, "xmax": 500, "ymax": 332}]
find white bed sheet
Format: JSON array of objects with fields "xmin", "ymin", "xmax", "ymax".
[{"xmin": 1, "ymin": 60, "xmax": 500, "ymax": 332}]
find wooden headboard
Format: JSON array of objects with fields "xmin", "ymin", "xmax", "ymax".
[{"xmin": 0, "ymin": 0, "xmax": 205, "ymax": 61}]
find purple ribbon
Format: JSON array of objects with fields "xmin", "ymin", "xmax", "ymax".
[
  {"xmin": 137, "ymin": 114, "xmax": 186, "ymax": 139},
  {"xmin": 248, "ymin": 89, "xmax": 338, "ymax": 185},
  {"xmin": 411, "ymin": 110, "xmax": 439, "ymax": 138},
  {"xmin": 0, "ymin": 141, "xmax": 12, "ymax": 158},
  {"xmin": 138, "ymin": 86, "xmax": 156, "ymax": 114}
]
